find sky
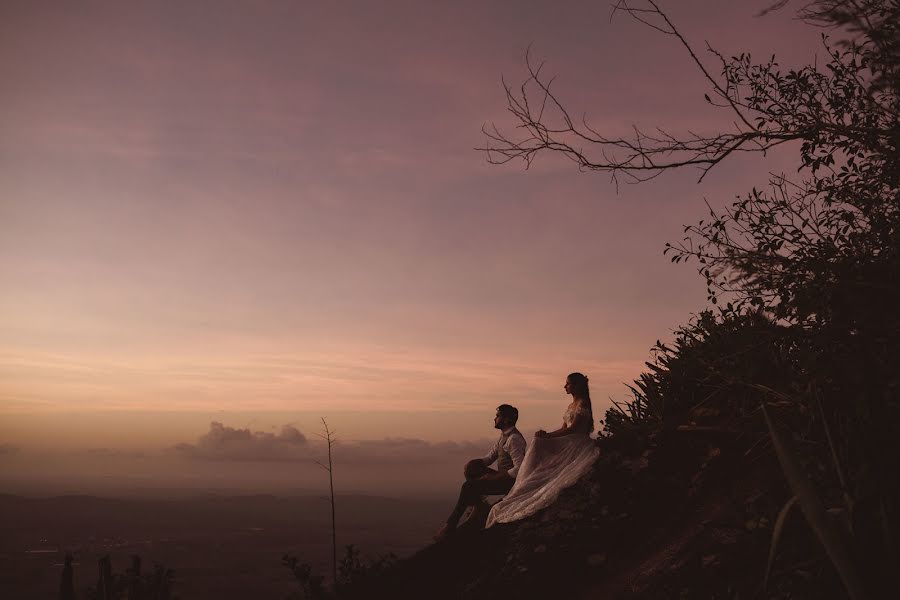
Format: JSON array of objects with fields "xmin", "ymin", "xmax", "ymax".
[{"xmin": 0, "ymin": 1, "xmax": 823, "ymax": 495}]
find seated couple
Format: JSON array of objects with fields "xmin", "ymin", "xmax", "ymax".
[{"xmin": 436, "ymin": 372, "xmax": 599, "ymax": 539}]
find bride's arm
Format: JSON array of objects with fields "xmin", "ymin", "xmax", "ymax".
[
  {"xmin": 535, "ymin": 422, "xmax": 568, "ymax": 439},
  {"xmin": 536, "ymin": 411, "xmax": 591, "ymax": 438}
]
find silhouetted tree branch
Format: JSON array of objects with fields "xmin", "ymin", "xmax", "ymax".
[{"xmin": 479, "ymin": 0, "xmax": 898, "ymax": 188}]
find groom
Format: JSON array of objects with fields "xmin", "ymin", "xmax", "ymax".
[{"xmin": 436, "ymin": 404, "xmax": 526, "ymax": 539}]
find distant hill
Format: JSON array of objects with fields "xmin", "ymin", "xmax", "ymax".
[{"xmin": 0, "ymin": 492, "xmax": 447, "ymax": 600}]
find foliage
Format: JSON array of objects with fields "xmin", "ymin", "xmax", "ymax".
[
  {"xmin": 282, "ymin": 545, "xmax": 397, "ymax": 600},
  {"xmin": 83, "ymin": 554, "xmax": 177, "ymax": 600},
  {"xmin": 665, "ymin": 35, "xmax": 900, "ymax": 324},
  {"xmin": 601, "ymin": 310, "xmax": 790, "ymax": 436},
  {"xmin": 660, "ymin": 5, "xmax": 900, "ymax": 593},
  {"xmin": 282, "ymin": 554, "xmax": 327, "ymax": 600},
  {"xmin": 337, "ymin": 544, "xmax": 397, "ymax": 588},
  {"xmin": 485, "ymin": 0, "xmax": 899, "ymax": 595}
]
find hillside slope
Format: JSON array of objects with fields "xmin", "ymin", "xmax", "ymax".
[{"xmin": 345, "ymin": 426, "xmax": 848, "ymax": 599}]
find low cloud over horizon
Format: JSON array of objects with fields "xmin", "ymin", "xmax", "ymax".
[
  {"xmin": 171, "ymin": 421, "xmax": 489, "ymax": 465},
  {"xmin": 0, "ymin": 422, "xmax": 497, "ymax": 497},
  {"xmin": 173, "ymin": 421, "xmax": 308, "ymax": 462},
  {"xmin": 0, "ymin": 443, "xmax": 19, "ymax": 455}
]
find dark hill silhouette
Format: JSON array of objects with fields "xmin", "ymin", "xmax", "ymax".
[
  {"xmin": 343, "ymin": 427, "xmax": 846, "ymax": 599},
  {"xmin": 0, "ymin": 493, "xmax": 447, "ymax": 600}
]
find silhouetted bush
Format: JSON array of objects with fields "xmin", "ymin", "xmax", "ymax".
[
  {"xmin": 337, "ymin": 544, "xmax": 397, "ymax": 588},
  {"xmin": 282, "ymin": 544, "xmax": 398, "ymax": 599},
  {"xmin": 282, "ymin": 554, "xmax": 327, "ymax": 600},
  {"xmin": 82, "ymin": 554, "xmax": 177, "ymax": 600},
  {"xmin": 580, "ymin": 1, "xmax": 899, "ymax": 595}
]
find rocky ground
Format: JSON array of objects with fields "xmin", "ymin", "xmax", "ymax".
[{"xmin": 343, "ymin": 423, "xmax": 848, "ymax": 599}]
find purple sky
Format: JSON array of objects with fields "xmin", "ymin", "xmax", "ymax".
[{"xmin": 0, "ymin": 1, "xmax": 822, "ymax": 491}]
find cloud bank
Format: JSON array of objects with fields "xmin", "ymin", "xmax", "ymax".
[
  {"xmin": 172, "ymin": 422, "xmax": 489, "ymax": 467},
  {"xmin": 1, "ymin": 424, "xmax": 500, "ymax": 496},
  {"xmin": 0, "ymin": 443, "xmax": 20, "ymax": 455},
  {"xmin": 174, "ymin": 421, "xmax": 308, "ymax": 462}
]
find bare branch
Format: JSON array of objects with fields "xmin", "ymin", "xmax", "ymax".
[{"xmin": 478, "ymin": 0, "xmax": 895, "ymax": 185}]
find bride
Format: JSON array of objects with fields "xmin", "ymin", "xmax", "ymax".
[{"xmin": 486, "ymin": 372, "xmax": 600, "ymax": 527}]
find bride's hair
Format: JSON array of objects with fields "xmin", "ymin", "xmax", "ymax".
[{"xmin": 567, "ymin": 372, "xmax": 591, "ymax": 405}]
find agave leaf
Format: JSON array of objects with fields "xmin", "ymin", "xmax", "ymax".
[
  {"xmin": 762, "ymin": 404, "xmax": 869, "ymax": 600},
  {"xmin": 813, "ymin": 387, "xmax": 853, "ymax": 516},
  {"xmin": 610, "ymin": 400, "xmax": 630, "ymax": 417},
  {"xmin": 765, "ymin": 495, "xmax": 798, "ymax": 590}
]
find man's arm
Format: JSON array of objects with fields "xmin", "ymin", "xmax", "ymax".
[
  {"xmin": 535, "ymin": 421, "xmax": 568, "ymax": 438},
  {"xmin": 505, "ymin": 434, "xmax": 527, "ymax": 478},
  {"xmin": 481, "ymin": 440, "xmax": 499, "ymax": 467}
]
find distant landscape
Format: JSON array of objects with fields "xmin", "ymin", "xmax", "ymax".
[{"xmin": 0, "ymin": 493, "xmax": 448, "ymax": 599}]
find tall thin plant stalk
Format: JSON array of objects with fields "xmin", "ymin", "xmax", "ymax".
[
  {"xmin": 762, "ymin": 404, "xmax": 869, "ymax": 600},
  {"xmin": 314, "ymin": 418, "xmax": 338, "ymax": 588}
]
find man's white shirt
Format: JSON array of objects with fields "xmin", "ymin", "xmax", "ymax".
[{"xmin": 481, "ymin": 426, "xmax": 527, "ymax": 478}]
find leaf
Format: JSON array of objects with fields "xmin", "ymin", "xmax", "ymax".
[
  {"xmin": 765, "ymin": 495, "xmax": 798, "ymax": 590},
  {"xmin": 762, "ymin": 404, "xmax": 869, "ymax": 600}
]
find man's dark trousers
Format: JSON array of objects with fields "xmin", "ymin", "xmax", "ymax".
[{"xmin": 447, "ymin": 470, "xmax": 514, "ymax": 527}]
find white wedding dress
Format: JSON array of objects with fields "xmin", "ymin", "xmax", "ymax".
[{"xmin": 486, "ymin": 402, "xmax": 599, "ymax": 527}]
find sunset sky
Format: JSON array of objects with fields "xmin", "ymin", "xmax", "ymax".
[{"xmin": 1, "ymin": 1, "xmax": 822, "ymax": 494}]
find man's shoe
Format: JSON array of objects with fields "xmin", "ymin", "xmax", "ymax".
[
  {"xmin": 461, "ymin": 501, "xmax": 490, "ymax": 530},
  {"xmin": 433, "ymin": 522, "xmax": 455, "ymax": 542}
]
